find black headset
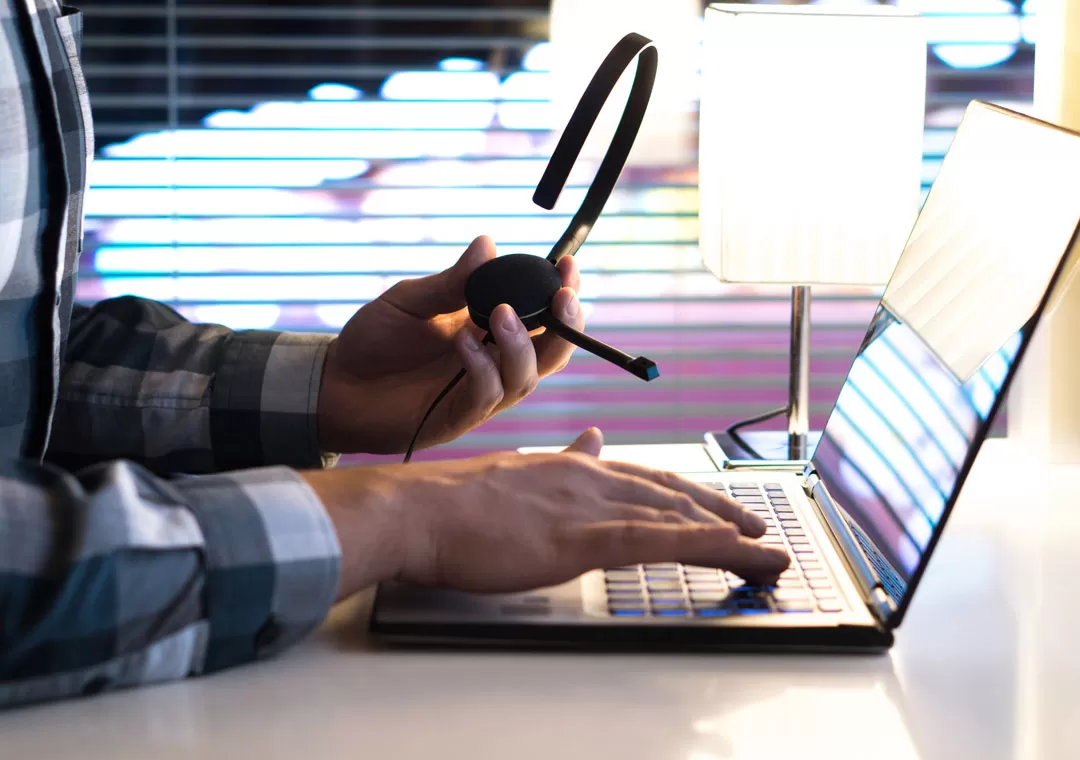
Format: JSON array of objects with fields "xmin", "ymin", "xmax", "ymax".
[{"xmin": 405, "ymin": 33, "xmax": 659, "ymax": 463}]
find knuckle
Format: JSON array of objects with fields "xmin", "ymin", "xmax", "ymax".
[
  {"xmin": 562, "ymin": 451, "xmax": 598, "ymax": 473},
  {"xmin": 481, "ymin": 383, "xmax": 504, "ymax": 410},
  {"xmin": 672, "ymin": 493, "xmax": 697, "ymax": 514},
  {"xmin": 657, "ymin": 469, "xmax": 687, "ymax": 491}
]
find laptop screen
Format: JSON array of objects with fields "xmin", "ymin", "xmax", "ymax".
[{"xmin": 807, "ymin": 102, "xmax": 1080, "ymax": 610}]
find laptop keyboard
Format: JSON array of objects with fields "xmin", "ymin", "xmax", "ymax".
[{"xmin": 604, "ymin": 482, "xmax": 845, "ymax": 618}]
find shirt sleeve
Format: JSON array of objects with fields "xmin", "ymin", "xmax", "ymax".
[
  {"xmin": 46, "ymin": 296, "xmax": 339, "ymax": 474},
  {"xmin": 0, "ymin": 457, "xmax": 341, "ymax": 708}
]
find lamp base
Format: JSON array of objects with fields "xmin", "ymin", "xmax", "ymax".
[{"xmin": 706, "ymin": 430, "xmax": 822, "ymax": 462}]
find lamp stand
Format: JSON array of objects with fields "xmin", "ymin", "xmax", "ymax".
[
  {"xmin": 787, "ymin": 285, "xmax": 811, "ymax": 460},
  {"xmin": 704, "ymin": 285, "xmax": 821, "ymax": 463}
]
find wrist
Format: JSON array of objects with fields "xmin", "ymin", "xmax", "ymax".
[
  {"xmin": 315, "ymin": 338, "xmax": 348, "ymax": 454},
  {"xmin": 301, "ymin": 467, "xmax": 404, "ymax": 601}
]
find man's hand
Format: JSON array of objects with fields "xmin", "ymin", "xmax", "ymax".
[
  {"xmin": 317, "ymin": 236, "xmax": 581, "ymax": 455},
  {"xmin": 302, "ymin": 429, "xmax": 791, "ymax": 600}
]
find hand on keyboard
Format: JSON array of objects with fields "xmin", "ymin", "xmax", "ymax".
[
  {"xmin": 304, "ymin": 428, "xmax": 791, "ymax": 599},
  {"xmin": 604, "ymin": 483, "xmax": 846, "ymax": 617}
]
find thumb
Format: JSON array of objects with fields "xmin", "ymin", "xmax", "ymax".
[
  {"xmin": 381, "ymin": 236, "xmax": 496, "ymax": 319},
  {"xmin": 564, "ymin": 427, "xmax": 604, "ymax": 457}
]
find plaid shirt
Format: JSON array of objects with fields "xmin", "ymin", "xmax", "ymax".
[{"xmin": 1, "ymin": 0, "xmax": 341, "ymax": 708}]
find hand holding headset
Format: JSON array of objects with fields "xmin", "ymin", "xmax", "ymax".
[{"xmin": 405, "ymin": 33, "xmax": 659, "ymax": 462}]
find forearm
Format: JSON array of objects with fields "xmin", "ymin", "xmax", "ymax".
[
  {"xmin": 0, "ymin": 458, "xmax": 340, "ymax": 708},
  {"xmin": 47, "ymin": 298, "xmax": 336, "ymax": 474}
]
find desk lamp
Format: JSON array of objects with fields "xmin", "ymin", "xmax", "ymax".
[{"xmin": 698, "ymin": 3, "xmax": 927, "ymax": 460}]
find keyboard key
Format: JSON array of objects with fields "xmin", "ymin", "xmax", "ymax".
[
  {"xmin": 783, "ymin": 528, "xmax": 805, "ymax": 537},
  {"xmin": 792, "ymin": 545, "xmax": 815, "ymax": 554},
  {"xmin": 605, "ymin": 581, "xmax": 642, "ymax": 590},
  {"xmin": 609, "ymin": 601, "xmax": 645, "ymax": 611},
  {"xmin": 818, "ymin": 600, "xmax": 844, "ymax": 613},
  {"xmin": 776, "ymin": 578, "xmax": 805, "ymax": 588},
  {"xmin": 651, "ymin": 599, "xmax": 687, "ymax": 609},
  {"xmin": 690, "ymin": 591, "xmax": 730, "ymax": 602},
  {"xmin": 649, "ymin": 591, "xmax": 685, "ymax": 600},
  {"xmin": 787, "ymin": 537, "xmax": 811, "ymax": 546},
  {"xmin": 611, "ymin": 609, "xmax": 646, "ymax": 617},
  {"xmin": 643, "ymin": 570, "xmax": 678, "ymax": 582},
  {"xmin": 654, "ymin": 609, "xmax": 689, "ymax": 617},
  {"xmin": 772, "ymin": 589, "xmax": 812, "ymax": 602},
  {"xmin": 764, "ymin": 483, "xmax": 784, "ymax": 491},
  {"xmin": 643, "ymin": 582, "xmax": 678, "ymax": 595},
  {"xmin": 779, "ymin": 569, "xmax": 800, "ymax": 580},
  {"xmin": 803, "ymin": 569, "xmax": 828, "ymax": 579},
  {"xmin": 813, "ymin": 589, "xmax": 837, "ymax": 600},
  {"xmin": 687, "ymin": 581, "xmax": 728, "ymax": 592},
  {"xmin": 605, "ymin": 571, "xmax": 640, "ymax": 582},
  {"xmin": 644, "ymin": 563, "xmax": 679, "ymax": 571},
  {"xmin": 808, "ymin": 579, "xmax": 832, "ymax": 589},
  {"xmin": 776, "ymin": 601, "xmax": 814, "ymax": 613},
  {"xmin": 695, "ymin": 608, "xmax": 733, "ymax": 617},
  {"xmin": 759, "ymin": 538, "xmax": 785, "ymax": 546},
  {"xmin": 692, "ymin": 598, "xmax": 732, "ymax": 609},
  {"xmin": 607, "ymin": 591, "xmax": 644, "ymax": 600}
]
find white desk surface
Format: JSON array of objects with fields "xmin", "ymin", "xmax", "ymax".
[{"xmin": 2, "ymin": 440, "xmax": 1078, "ymax": 760}]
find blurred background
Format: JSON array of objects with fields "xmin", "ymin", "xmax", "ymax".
[{"xmin": 73, "ymin": 0, "xmax": 1037, "ymax": 462}]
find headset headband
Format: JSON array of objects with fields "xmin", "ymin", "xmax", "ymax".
[{"xmin": 534, "ymin": 32, "xmax": 657, "ymax": 263}]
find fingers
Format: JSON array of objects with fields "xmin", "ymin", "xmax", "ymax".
[
  {"xmin": 556, "ymin": 253, "xmax": 581, "ymax": 294},
  {"xmin": 600, "ymin": 471, "xmax": 727, "ymax": 526},
  {"xmin": 610, "ymin": 505, "xmax": 694, "ymax": 525},
  {"xmin": 601, "ymin": 461, "xmax": 767, "ymax": 538},
  {"xmin": 453, "ymin": 329, "xmax": 504, "ymax": 423},
  {"xmin": 489, "ymin": 303, "xmax": 540, "ymax": 410},
  {"xmin": 382, "ymin": 236, "xmax": 496, "ymax": 319},
  {"xmin": 572, "ymin": 522, "xmax": 791, "ymax": 583},
  {"xmin": 535, "ymin": 256, "xmax": 582, "ymax": 376},
  {"xmin": 533, "ymin": 287, "xmax": 583, "ymax": 377},
  {"xmin": 563, "ymin": 427, "xmax": 604, "ymax": 457}
]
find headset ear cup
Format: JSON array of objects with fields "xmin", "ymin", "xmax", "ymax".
[{"xmin": 464, "ymin": 253, "xmax": 563, "ymax": 332}]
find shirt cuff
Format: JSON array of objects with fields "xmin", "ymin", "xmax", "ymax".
[
  {"xmin": 209, "ymin": 330, "xmax": 340, "ymax": 470},
  {"xmin": 176, "ymin": 466, "xmax": 342, "ymax": 673}
]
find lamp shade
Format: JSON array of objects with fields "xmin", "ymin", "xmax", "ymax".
[
  {"xmin": 698, "ymin": 4, "xmax": 927, "ymax": 286},
  {"xmin": 549, "ymin": 0, "xmax": 700, "ymax": 166}
]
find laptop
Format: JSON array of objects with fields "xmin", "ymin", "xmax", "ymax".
[{"xmin": 370, "ymin": 101, "xmax": 1080, "ymax": 652}]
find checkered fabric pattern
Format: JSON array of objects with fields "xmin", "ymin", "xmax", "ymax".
[{"xmin": 1, "ymin": 0, "xmax": 342, "ymax": 708}]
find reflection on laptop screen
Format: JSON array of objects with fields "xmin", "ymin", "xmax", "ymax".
[{"xmin": 809, "ymin": 101, "xmax": 1080, "ymax": 602}]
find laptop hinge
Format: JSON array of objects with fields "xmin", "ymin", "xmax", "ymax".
[{"xmin": 804, "ymin": 472, "xmax": 896, "ymax": 625}]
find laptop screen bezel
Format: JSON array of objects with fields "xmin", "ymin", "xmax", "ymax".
[{"xmin": 803, "ymin": 100, "xmax": 1080, "ymax": 630}]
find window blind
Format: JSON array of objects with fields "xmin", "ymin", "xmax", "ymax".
[{"xmin": 74, "ymin": 0, "xmax": 1036, "ymax": 463}]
